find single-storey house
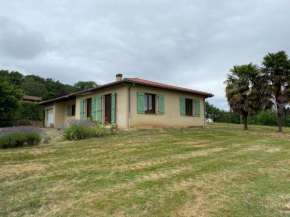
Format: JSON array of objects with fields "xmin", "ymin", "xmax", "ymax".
[{"xmin": 39, "ymin": 74, "xmax": 214, "ymax": 129}]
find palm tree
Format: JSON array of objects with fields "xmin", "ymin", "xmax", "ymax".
[
  {"xmin": 225, "ymin": 63, "xmax": 262, "ymax": 130},
  {"xmin": 261, "ymin": 51, "xmax": 290, "ymax": 132}
]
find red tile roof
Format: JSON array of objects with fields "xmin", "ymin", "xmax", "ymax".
[
  {"xmin": 39, "ymin": 77, "xmax": 213, "ymax": 105},
  {"xmin": 23, "ymin": 95, "xmax": 42, "ymax": 101},
  {"xmin": 125, "ymin": 78, "xmax": 214, "ymax": 97}
]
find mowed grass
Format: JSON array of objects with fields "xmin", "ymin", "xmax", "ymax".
[{"xmin": 1, "ymin": 123, "xmax": 290, "ymax": 217}]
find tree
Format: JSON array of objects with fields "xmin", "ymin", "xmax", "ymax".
[
  {"xmin": 74, "ymin": 81, "xmax": 98, "ymax": 91},
  {"xmin": 0, "ymin": 77, "xmax": 23, "ymax": 126},
  {"xmin": 8, "ymin": 71, "xmax": 24, "ymax": 86},
  {"xmin": 57, "ymin": 87, "xmax": 69, "ymax": 97},
  {"xmin": 0, "ymin": 70, "xmax": 9, "ymax": 78},
  {"xmin": 261, "ymin": 51, "xmax": 290, "ymax": 132},
  {"xmin": 21, "ymin": 77, "xmax": 47, "ymax": 97},
  {"xmin": 225, "ymin": 63, "xmax": 263, "ymax": 130},
  {"xmin": 42, "ymin": 92, "xmax": 57, "ymax": 101}
]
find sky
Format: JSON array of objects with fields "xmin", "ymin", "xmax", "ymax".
[{"xmin": 1, "ymin": 0, "xmax": 290, "ymax": 110}]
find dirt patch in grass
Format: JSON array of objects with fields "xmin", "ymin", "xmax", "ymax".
[
  {"xmin": 118, "ymin": 148, "xmax": 225, "ymax": 171},
  {"xmin": 0, "ymin": 163, "xmax": 45, "ymax": 179},
  {"xmin": 249, "ymin": 132, "xmax": 290, "ymax": 138}
]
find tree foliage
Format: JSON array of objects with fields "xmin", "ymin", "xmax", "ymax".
[
  {"xmin": 21, "ymin": 77, "xmax": 48, "ymax": 97},
  {"xmin": 261, "ymin": 51, "xmax": 290, "ymax": 132},
  {"xmin": 74, "ymin": 81, "xmax": 98, "ymax": 91},
  {"xmin": 0, "ymin": 77, "xmax": 24, "ymax": 126},
  {"xmin": 224, "ymin": 63, "xmax": 262, "ymax": 129}
]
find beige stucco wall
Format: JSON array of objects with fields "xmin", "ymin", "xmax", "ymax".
[
  {"xmin": 75, "ymin": 84, "xmax": 128, "ymax": 129},
  {"xmin": 129, "ymin": 85, "xmax": 206, "ymax": 128}
]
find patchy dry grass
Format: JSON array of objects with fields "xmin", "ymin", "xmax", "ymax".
[{"xmin": 1, "ymin": 123, "xmax": 290, "ymax": 216}]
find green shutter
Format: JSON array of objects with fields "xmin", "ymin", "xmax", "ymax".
[
  {"xmin": 137, "ymin": 91, "xmax": 145, "ymax": 114},
  {"xmin": 111, "ymin": 92, "xmax": 116, "ymax": 124},
  {"xmin": 96, "ymin": 95, "xmax": 102, "ymax": 123},
  {"xmin": 91, "ymin": 97, "xmax": 97, "ymax": 121},
  {"xmin": 195, "ymin": 99, "xmax": 200, "ymax": 117},
  {"xmin": 66, "ymin": 105, "xmax": 71, "ymax": 116},
  {"xmin": 158, "ymin": 94, "xmax": 164, "ymax": 115},
  {"xmin": 180, "ymin": 97, "xmax": 186, "ymax": 116},
  {"xmin": 80, "ymin": 99, "xmax": 85, "ymax": 120}
]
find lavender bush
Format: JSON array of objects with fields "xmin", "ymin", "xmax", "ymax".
[
  {"xmin": 0, "ymin": 127, "xmax": 43, "ymax": 149},
  {"xmin": 62, "ymin": 119, "xmax": 110, "ymax": 140}
]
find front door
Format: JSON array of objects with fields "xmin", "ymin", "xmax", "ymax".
[
  {"xmin": 47, "ymin": 109, "xmax": 53, "ymax": 127},
  {"xmin": 105, "ymin": 94, "xmax": 111, "ymax": 124}
]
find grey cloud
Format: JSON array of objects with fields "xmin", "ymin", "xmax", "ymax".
[
  {"xmin": 0, "ymin": 16, "xmax": 46, "ymax": 59},
  {"xmin": 0, "ymin": 0, "xmax": 290, "ymax": 110}
]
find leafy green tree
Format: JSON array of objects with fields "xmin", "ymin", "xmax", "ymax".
[
  {"xmin": 0, "ymin": 77, "xmax": 23, "ymax": 126},
  {"xmin": 225, "ymin": 63, "xmax": 263, "ymax": 130},
  {"xmin": 74, "ymin": 81, "xmax": 98, "ymax": 91},
  {"xmin": 261, "ymin": 51, "xmax": 290, "ymax": 132},
  {"xmin": 8, "ymin": 71, "xmax": 24, "ymax": 86},
  {"xmin": 0, "ymin": 70, "xmax": 9, "ymax": 77},
  {"xmin": 25, "ymin": 74, "xmax": 45, "ymax": 84},
  {"xmin": 42, "ymin": 92, "xmax": 57, "ymax": 101},
  {"xmin": 21, "ymin": 78, "xmax": 47, "ymax": 97}
]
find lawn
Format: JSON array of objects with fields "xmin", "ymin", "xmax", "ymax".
[{"xmin": 1, "ymin": 123, "xmax": 290, "ymax": 217}]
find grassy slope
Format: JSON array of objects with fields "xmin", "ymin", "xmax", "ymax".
[{"xmin": 0, "ymin": 123, "xmax": 290, "ymax": 217}]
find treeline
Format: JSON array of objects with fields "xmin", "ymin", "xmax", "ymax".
[
  {"xmin": 0, "ymin": 70, "xmax": 98, "ymax": 126},
  {"xmin": 206, "ymin": 102, "xmax": 290, "ymax": 127},
  {"xmin": 0, "ymin": 70, "xmax": 98, "ymax": 100}
]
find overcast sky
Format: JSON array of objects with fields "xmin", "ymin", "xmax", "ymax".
[{"xmin": 1, "ymin": 0, "xmax": 290, "ymax": 109}]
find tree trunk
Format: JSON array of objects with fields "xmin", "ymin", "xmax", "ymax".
[
  {"xmin": 277, "ymin": 112, "xmax": 283, "ymax": 132},
  {"xmin": 243, "ymin": 114, "xmax": 248, "ymax": 130}
]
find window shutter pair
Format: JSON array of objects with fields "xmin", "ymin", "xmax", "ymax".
[
  {"xmin": 80, "ymin": 99, "xmax": 85, "ymax": 120},
  {"xmin": 179, "ymin": 98, "xmax": 201, "ymax": 116},
  {"xmin": 137, "ymin": 92, "xmax": 164, "ymax": 115},
  {"xmin": 66, "ymin": 105, "xmax": 71, "ymax": 116}
]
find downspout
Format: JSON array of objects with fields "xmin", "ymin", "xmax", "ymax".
[
  {"xmin": 204, "ymin": 98, "xmax": 206, "ymax": 127},
  {"xmin": 128, "ymin": 82, "xmax": 135, "ymax": 130}
]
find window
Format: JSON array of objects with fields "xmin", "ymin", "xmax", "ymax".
[
  {"xmin": 86, "ymin": 98, "xmax": 92, "ymax": 118},
  {"xmin": 71, "ymin": 104, "xmax": 76, "ymax": 116},
  {"xmin": 185, "ymin": 99, "xmax": 193, "ymax": 116},
  {"xmin": 145, "ymin": 93, "xmax": 155, "ymax": 113}
]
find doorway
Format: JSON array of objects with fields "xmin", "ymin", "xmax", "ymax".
[
  {"xmin": 87, "ymin": 98, "xmax": 92, "ymax": 118},
  {"xmin": 105, "ymin": 94, "xmax": 111, "ymax": 124},
  {"xmin": 47, "ymin": 109, "xmax": 53, "ymax": 127}
]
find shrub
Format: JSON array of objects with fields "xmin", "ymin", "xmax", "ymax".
[
  {"xmin": 62, "ymin": 120, "xmax": 112, "ymax": 140},
  {"xmin": 91, "ymin": 124, "xmax": 109, "ymax": 137},
  {"xmin": 17, "ymin": 101, "xmax": 44, "ymax": 123},
  {"xmin": 62, "ymin": 120, "xmax": 93, "ymax": 140},
  {"xmin": 0, "ymin": 127, "xmax": 43, "ymax": 149}
]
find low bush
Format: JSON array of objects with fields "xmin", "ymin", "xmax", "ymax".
[
  {"xmin": 0, "ymin": 127, "xmax": 43, "ymax": 149},
  {"xmin": 62, "ymin": 120, "xmax": 111, "ymax": 140}
]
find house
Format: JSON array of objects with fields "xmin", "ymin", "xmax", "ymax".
[
  {"xmin": 39, "ymin": 74, "xmax": 214, "ymax": 129},
  {"xmin": 23, "ymin": 95, "xmax": 42, "ymax": 102}
]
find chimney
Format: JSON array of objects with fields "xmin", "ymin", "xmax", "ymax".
[{"xmin": 116, "ymin": 74, "xmax": 123, "ymax": 81}]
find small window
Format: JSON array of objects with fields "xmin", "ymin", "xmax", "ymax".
[
  {"xmin": 87, "ymin": 98, "xmax": 92, "ymax": 118},
  {"xmin": 71, "ymin": 104, "xmax": 76, "ymax": 116},
  {"xmin": 186, "ymin": 99, "xmax": 193, "ymax": 116},
  {"xmin": 145, "ymin": 93, "xmax": 155, "ymax": 113}
]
